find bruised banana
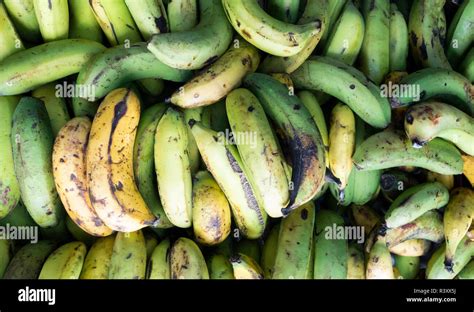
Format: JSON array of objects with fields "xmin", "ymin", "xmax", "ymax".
[
  {"xmin": 32, "ymin": 83, "xmax": 70, "ymax": 136},
  {"xmin": 170, "ymin": 237, "xmax": 209, "ymax": 279},
  {"xmin": 0, "ymin": 39, "xmax": 105, "ymax": 96},
  {"xmin": 405, "ymin": 102, "xmax": 474, "ymax": 156},
  {"xmin": 3, "ymin": 241, "xmax": 56, "ymax": 279},
  {"xmin": 427, "ymin": 236, "xmax": 474, "ymax": 279},
  {"xmin": 389, "ymin": 239, "xmax": 431, "ymax": 257},
  {"xmin": 80, "ymin": 235, "xmax": 115, "ymax": 279},
  {"xmin": 366, "ymin": 238, "xmax": 394, "ymax": 279},
  {"xmin": 244, "ymin": 73, "xmax": 326, "ymax": 214},
  {"xmin": 3, "ymin": 0, "xmax": 41, "ymax": 43},
  {"xmin": 39, "ymin": 242, "xmax": 87, "ymax": 279},
  {"xmin": 87, "ymin": 88, "xmax": 158, "ymax": 232},
  {"xmin": 147, "ymin": 238, "xmax": 171, "ymax": 279},
  {"xmin": 53, "ymin": 117, "xmax": 113, "ymax": 237},
  {"xmin": 170, "ymin": 39, "xmax": 260, "ymax": 109},
  {"xmin": 0, "ymin": 2, "xmax": 24, "ymax": 62},
  {"xmin": 33, "ymin": 0, "xmax": 69, "ymax": 42},
  {"xmin": 230, "ymin": 253, "xmax": 264, "ymax": 280},
  {"xmin": 167, "ymin": 0, "xmax": 197, "ymax": 32},
  {"xmin": 347, "ymin": 243, "xmax": 365, "ymax": 279},
  {"xmin": 109, "ymin": 231, "xmax": 147, "ymax": 279},
  {"xmin": 222, "ymin": 0, "xmax": 321, "ymax": 57},
  {"xmin": 148, "ymin": 0, "xmax": 233, "ymax": 70},
  {"xmin": 68, "ymin": 0, "xmax": 103, "ymax": 42},
  {"xmin": 226, "ymin": 88, "xmax": 290, "ymax": 218},
  {"xmin": 353, "ymin": 129, "xmax": 464, "ymax": 175},
  {"xmin": 125, "ymin": 0, "xmax": 168, "ymax": 40}
]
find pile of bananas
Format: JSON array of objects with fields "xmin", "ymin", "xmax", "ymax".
[{"xmin": 0, "ymin": 0, "xmax": 473, "ymax": 280}]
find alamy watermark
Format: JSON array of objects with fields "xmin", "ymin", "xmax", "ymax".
[
  {"xmin": 325, "ymin": 224, "xmax": 365, "ymax": 244},
  {"xmin": 55, "ymin": 81, "xmax": 96, "ymax": 101},
  {"xmin": 216, "ymin": 128, "xmax": 257, "ymax": 149},
  {"xmin": 0, "ymin": 223, "xmax": 38, "ymax": 243},
  {"xmin": 380, "ymin": 82, "xmax": 421, "ymax": 101}
]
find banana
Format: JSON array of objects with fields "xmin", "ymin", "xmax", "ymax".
[
  {"xmin": 192, "ymin": 170, "xmax": 231, "ymax": 245},
  {"xmin": 444, "ymin": 188, "xmax": 474, "ymax": 269},
  {"xmin": 205, "ymin": 100, "xmax": 230, "ymax": 132},
  {"xmin": 384, "ymin": 182, "xmax": 450, "ymax": 229},
  {"xmin": 32, "ymin": 82, "xmax": 70, "ymax": 136},
  {"xmin": 133, "ymin": 103, "xmax": 172, "ymax": 228},
  {"xmin": 145, "ymin": 233, "xmax": 158, "ymax": 259},
  {"xmin": 0, "ymin": 39, "xmax": 105, "ymax": 96},
  {"xmin": 223, "ymin": 0, "xmax": 320, "ymax": 57},
  {"xmin": 259, "ymin": 0, "xmax": 329, "ymax": 74},
  {"xmin": 394, "ymin": 255, "xmax": 420, "ymax": 279},
  {"xmin": 170, "ymin": 39, "xmax": 260, "ymax": 109},
  {"xmin": 389, "ymin": 239, "xmax": 431, "ymax": 257},
  {"xmin": 0, "ymin": 96, "xmax": 20, "ymax": 219},
  {"xmin": 427, "ymin": 236, "xmax": 474, "ymax": 279},
  {"xmin": 80, "ymin": 235, "xmax": 115, "ymax": 279},
  {"xmin": 351, "ymin": 204, "xmax": 381, "ymax": 234},
  {"xmin": 226, "ymin": 88, "xmax": 290, "ymax": 218},
  {"xmin": 358, "ymin": 0, "xmax": 390, "ymax": 84},
  {"xmin": 87, "ymin": 88, "xmax": 158, "ymax": 232},
  {"xmin": 125, "ymin": 0, "xmax": 168, "ymax": 40},
  {"xmin": 462, "ymin": 154, "xmax": 474, "ymax": 186},
  {"xmin": 446, "ymin": 0, "xmax": 474, "ymax": 67},
  {"xmin": 33, "ymin": 0, "xmax": 69, "ymax": 42},
  {"xmin": 154, "ymin": 107, "xmax": 192, "ymax": 228},
  {"xmin": 109, "ymin": 231, "xmax": 147, "ymax": 279},
  {"xmin": 270, "ymin": 73, "xmax": 294, "ymax": 90},
  {"xmin": 380, "ymin": 169, "xmax": 419, "ymax": 202},
  {"xmin": 39, "ymin": 241, "xmax": 87, "ymax": 279},
  {"xmin": 68, "ymin": 0, "xmax": 103, "ymax": 42},
  {"xmin": 11, "ymin": 97, "xmax": 63, "ymax": 227},
  {"xmin": 53, "ymin": 117, "xmax": 113, "ymax": 236},
  {"xmin": 244, "ymin": 73, "xmax": 326, "ymax": 214},
  {"xmin": 427, "ymin": 172, "xmax": 454, "ymax": 191},
  {"xmin": 347, "ymin": 243, "xmax": 365, "ymax": 279},
  {"xmin": 207, "ymin": 253, "xmax": 234, "ymax": 279},
  {"xmin": 0, "ymin": 2, "xmax": 24, "ymax": 62},
  {"xmin": 458, "ymin": 261, "xmax": 474, "ymax": 279},
  {"xmin": 147, "ymin": 238, "xmax": 171, "ymax": 279},
  {"xmin": 353, "ymin": 129, "xmax": 464, "ymax": 175},
  {"xmin": 261, "ymin": 223, "xmax": 280, "ymax": 279},
  {"xmin": 3, "ymin": 241, "xmax": 56, "ymax": 279},
  {"xmin": 236, "ymin": 239, "xmax": 261, "ymax": 263},
  {"xmin": 267, "ymin": 0, "xmax": 300, "ymax": 23},
  {"xmin": 167, "ymin": 0, "xmax": 197, "ymax": 32},
  {"xmin": 66, "ymin": 216, "xmax": 97, "ymax": 246},
  {"xmin": 382, "ymin": 211, "xmax": 445, "ymax": 248},
  {"xmin": 409, "ymin": 0, "xmax": 451, "ymax": 70},
  {"xmin": 75, "ymin": 43, "xmax": 190, "ymax": 103},
  {"xmin": 318, "ymin": 0, "xmax": 347, "ymax": 49},
  {"xmin": 0, "ymin": 239, "xmax": 12, "ymax": 278},
  {"xmin": 405, "ymin": 102, "xmax": 474, "ymax": 155},
  {"xmin": 459, "ymin": 48, "xmax": 474, "ymax": 83},
  {"xmin": 230, "ymin": 253, "xmax": 264, "ymax": 279},
  {"xmin": 148, "ymin": 0, "xmax": 232, "ymax": 70},
  {"xmin": 273, "ymin": 202, "xmax": 315, "ymax": 279},
  {"xmin": 366, "ymin": 238, "xmax": 394, "ymax": 279},
  {"xmin": 183, "ymin": 108, "xmax": 202, "ymax": 175},
  {"xmin": 322, "ymin": 1, "xmax": 365, "ymax": 66},
  {"xmin": 291, "ymin": 56, "xmax": 391, "ymax": 128},
  {"xmin": 328, "ymin": 103, "xmax": 356, "ymax": 190},
  {"xmin": 389, "ymin": 68, "xmax": 474, "ymax": 116},
  {"xmin": 89, "ymin": 0, "xmax": 141, "ymax": 46},
  {"xmin": 313, "ymin": 209, "xmax": 348, "ymax": 279},
  {"xmin": 189, "ymin": 121, "xmax": 267, "ymax": 239},
  {"xmin": 137, "ymin": 78, "xmax": 164, "ymax": 97},
  {"xmin": 170, "ymin": 237, "xmax": 209, "ymax": 279},
  {"xmin": 3, "ymin": 0, "xmax": 41, "ymax": 43},
  {"xmin": 389, "ymin": 3, "xmax": 409, "ymax": 71},
  {"xmin": 0, "ymin": 201, "xmax": 36, "ymax": 228}
]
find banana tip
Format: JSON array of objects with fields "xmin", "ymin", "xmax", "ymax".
[
  {"xmin": 444, "ymin": 259, "xmax": 454, "ymax": 273},
  {"xmin": 188, "ymin": 118, "xmax": 196, "ymax": 128}
]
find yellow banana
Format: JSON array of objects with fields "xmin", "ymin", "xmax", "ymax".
[
  {"xmin": 33, "ymin": 0, "xmax": 69, "ymax": 42},
  {"xmin": 230, "ymin": 253, "xmax": 264, "ymax": 279},
  {"xmin": 80, "ymin": 235, "xmax": 115, "ymax": 279},
  {"xmin": 39, "ymin": 242, "xmax": 87, "ymax": 279},
  {"xmin": 462, "ymin": 154, "xmax": 474, "ymax": 186},
  {"xmin": 389, "ymin": 239, "xmax": 431, "ymax": 257}
]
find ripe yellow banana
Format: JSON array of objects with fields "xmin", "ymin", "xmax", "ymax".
[
  {"xmin": 33, "ymin": 0, "xmax": 69, "ymax": 42},
  {"xmin": 87, "ymin": 88, "xmax": 157, "ymax": 232},
  {"xmin": 109, "ymin": 231, "xmax": 147, "ymax": 279},
  {"xmin": 39, "ymin": 242, "xmax": 87, "ymax": 279},
  {"xmin": 80, "ymin": 235, "xmax": 115, "ymax": 279}
]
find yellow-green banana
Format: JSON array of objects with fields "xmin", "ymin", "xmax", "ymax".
[
  {"xmin": 351, "ymin": 204, "xmax": 381, "ymax": 234},
  {"xmin": 389, "ymin": 3, "xmax": 409, "ymax": 71},
  {"xmin": 39, "ymin": 242, "xmax": 87, "ymax": 279},
  {"xmin": 427, "ymin": 236, "xmax": 474, "ymax": 279},
  {"xmin": 32, "ymin": 82, "xmax": 70, "ymax": 136},
  {"xmin": 318, "ymin": 0, "xmax": 347, "ymax": 49},
  {"xmin": 3, "ymin": 241, "xmax": 56, "ymax": 279},
  {"xmin": 394, "ymin": 255, "xmax": 419, "ymax": 279},
  {"xmin": 167, "ymin": 0, "xmax": 197, "ymax": 32},
  {"xmin": 147, "ymin": 238, "xmax": 171, "ymax": 279},
  {"xmin": 125, "ymin": 0, "xmax": 168, "ymax": 40},
  {"xmin": 0, "ymin": 2, "xmax": 24, "ymax": 62},
  {"xmin": 207, "ymin": 253, "xmax": 234, "ymax": 279},
  {"xmin": 183, "ymin": 107, "xmax": 202, "ymax": 174},
  {"xmin": 458, "ymin": 261, "xmax": 474, "ymax": 279},
  {"xmin": 80, "ymin": 235, "xmax": 115, "ymax": 279},
  {"xmin": 366, "ymin": 238, "xmax": 394, "ymax": 279},
  {"xmin": 389, "ymin": 239, "xmax": 431, "ymax": 257},
  {"xmin": 230, "ymin": 253, "xmax": 264, "ymax": 279},
  {"xmin": 426, "ymin": 172, "xmax": 454, "ymax": 190},
  {"xmin": 3, "ymin": 0, "xmax": 41, "ymax": 43},
  {"xmin": 170, "ymin": 237, "xmax": 209, "ymax": 279},
  {"xmin": 68, "ymin": 0, "xmax": 103, "ymax": 42},
  {"xmin": 33, "ymin": 0, "xmax": 69, "ymax": 42},
  {"xmin": 109, "ymin": 231, "xmax": 147, "ymax": 279},
  {"xmin": 0, "ymin": 239, "xmax": 12, "ymax": 279},
  {"xmin": 261, "ymin": 223, "xmax": 280, "ymax": 279},
  {"xmin": 347, "ymin": 242, "xmax": 365, "ymax": 279}
]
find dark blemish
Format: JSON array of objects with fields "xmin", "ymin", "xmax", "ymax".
[
  {"xmin": 406, "ymin": 114, "xmax": 414, "ymax": 125},
  {"xmin": 125, "ymin": 24, "xmax": 135, "ymax": 30},
  {"xmin": 300, "ymin": 209, "xmax": 308, "ymax": 220},
  {"xmin": 70, "ymin": 174, "xmax": 77, "ymax": 181},
  {"xmin": 236, "ymin": 20, "xmax": 241, "ymax": 27},
  {"xmin": 32, "ymin": 123, "xmax": 37, "ymax": 129},
  {"xmin": 241, "ymin": 57, "xmax": 250, "ymax": 66},
  {"xmin": 154, "ymin": 16, "xmax": 168, "ymax": 33},
  {"xmin": 107, "ymin": 95, "xmax": 129, "ymax": 160},
  {"xmin": 204, "ymin": 55, "xmax": 218, "ymax": 66},
  {"xmin": 293, "ymin": 104, "xmax": 301, "ymax": 110},
  {"xmin": 248, "ymin": 106, "xmax": 255, "ymax": 112},
  {"xmin": 48, "ymin": 0, "xmax": 52, "ymax": 10},
  {"xmin": 349, "ymin": 84, "xmax": 355, "ymax": 90},
  {"xmin": 59, "ymin": 158, "xmax": 65, "ymax": 163},
  {"xmin": 410, "ymin": 32, "xmax": 418, "ymax": 46},
  {"xmin": 116, "ymin": 181, "xmax": 123, "ymax": 191},
  {"xmin": 419, "ymin": 40, "xmax": 428, "ymax": 60},
  {"xmin": 126, "ymin": 253, "xmax": 132, "ymax": 259},
  {"xmin": 188, "ymin": 119, "xmax": 196, "ymax": 128},
  {"xmin": 242, "ymin": 29, "xmax": 252, "ymax": 39}
]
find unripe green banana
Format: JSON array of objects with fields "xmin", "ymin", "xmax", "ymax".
[
  {"xmin": 11, "ymin": 97, "xmax": 63, "ymax": 227},
  {"xmin": 3, "ymin": 0, "xmax": 41, "ymax": 43},
  {"xmin": 0, "ymin": 239, "xmax": 12, "ymax": 278},
  {"xmin": 133, "ymin": 103, "xmax": 172, "ymax": 228},
  {"xmin": 314, "ymin": 209, "xmax": 348, "ymax": 279},
  {"xmin": 155, "ymin": 108, "xmax": 192, "ymax": 229},
  {"xmin": 291, "ymin": 56, "xmax": 391, "ymax": 128},
  {"xmin": 109, "ymin": 231, "xmax": 147, "ymax": 279},
  {"xmin": 457, "ymin": 261, "xmax": 474, "ymax": 279},
  {"xmin": 395, "ymin": 255, "xmax": 420, "ymax": 279},
  {"xmin": 125, "ymin": 0, "xmax": 168, "ymax": 40},
  {"xmin": 3, "ymin": 241, "xmax": 57, "ymax": 279},
  {"xmin": 389, "ymin": 239, "xmax": 431, "ymax": 257},
  {"xmin": 207, "ymin": 253, "xmax": 234, "ymax": 280},
  {"xmin": 273, "ymin": 202, "xmax": 315, "ymax": 279},
  {"xmin": 137, "ymin": 78, "xmax": 164, "ymax": 97},
  {"xmin": 347, "ymin": 242, "xmax": 365, "ymax": 279},
  {"xmin": 353, "ymin": 129, "xmax": 464, "ymax": 175},
  {"xmin": 318, "ymin": 0, "xmax": 347, "ymax": 49},
  {"xmin": 80, "ymin": 235, "xmax": 115, "ymax": 279},
  {"xmin": 446, "ymin": 0, "xmax": 474, "ymax": 67},
  {"xmin": 384, "ymin": 182, "xmax": 450, "ymax": 229},
  {"xmin": 33, "ymin": 0, "xmax": 69, "ymax": 42},
  {"xmin": 389, "ymin": 3, "xmax": 409, "ymax": 71},
  {"xmin": 189, "ymin": 121, "xmax": 267, "ymax": 239},
  {"xmin": 405, "ymin": 102, "xmax": 474, "ymax": 155},
  {"xmin": 260, "ymin": 223, "xmax": 280, "ymax": 279},
  {"xmin": 170, "ymin": 237, "xmax": 209, "ymax": 279},
  {"xmin": 244, "ymin": 73, "xmax": 326, "ymax": 214},
  {"xmin": 39, "ymin": 242, "xmax": 87, "ymax": 279},
  {"xmin": 230, "ymin": 253, "xmax": 264, "ymax": 279},
  {"xmin": 147, "ymin": 238, "xmax": 171, "ymax": 279},
  {"xmin": 167, "ymin": 0, "xmax": 197, "ymax": 32},
  {"xmin": 68, "ymin": 0, "xmax": 103, "ymax": 42},
  {"xmin": 366, "ymin": 238, "xmax": 394, "ymax": 279},
  {"xmin": 459, "ymin": 48, "xmax": 474, "ymax": 83},
  {"xmin": 0, "ymin": 39, "xmax": 105, "ymax": 96},
  {"xmin": 267, "ymin": 0, "xmax": 300, "ymax": 23},
  {"xmin": 148, "ymin": 0, "xmax": 232, "ymax": 70},
  {"xmin": 32, "ymin": 82, "xmax": 70, "ymax": 136},
  {"xmin": 0, "ymin": 2, "xmax": 24, "ymax": 62},
  {"xmin": 427, "ymin": 236, "xmax": 474, "ymax": 279}
]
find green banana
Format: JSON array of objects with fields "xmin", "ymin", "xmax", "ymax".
[
  {"xmin": 273, "ymin": 202, "xmax": 315, "ymax": 279},
  {"xmin": 427, "ymin": 236, "xmax": 474, "ymax": 279},
  {"xmin": 405, "ymin": 102, "xmax": 474, "ymax": 155},
  {"xmin": 0, "ymin": 239, "xmax": 12, "ymax": 278},
  {"xmin": 380, "ymin": 170, "xmax": 419, "ymax": 202},
  {"xmin": 459, "ymin": 48, "xmax": 474, "ymax": 83},
  {"xmin": 148, "ymin": 0, "xmax": 233, "ymax": 70},
  {"xmin": 446, "ymin": 0, "xmax": 474, "ymax": 67},
  {"xmin": 236, "ymin": 239, "xmax": 261, "ymax": 263},
  {"xmin": 314, "ymin": 209, "xmax": 348, "ymax": 279},
  {"xmin": 0, "ymin": 2, "xmax": 24, "ymax": 62},
  {"xmin": 125, "ymin": 0, "xmax": 168, "ymax": 40},
  {"xmin": 33, "ymin": 0, "xmax": 69, "ymax": 42},
  {"xmin": 395, "ymin": 255, "xmax": 420, "ymax": 279},
  {"xmin": 3, "ymin": 241, "xmax": 57, "ymax": 279},
  {"xmin": 384, "ymin": 182, "xmax": 450, "ymax": 229},
  {"xmin": 457, "ymin": 261, "xmax": 474, "ymax": 279},
  {"xmin": 137, "ymin": 78, "xmax": 164, "ymax": 97},
  {"xmin": 133, "ymin": 103, "xmax": 173, "ymax": 228},
  {"xmin": 366, "ymin": 238, "xmax": 394, "ymax": 279},
  {"xmin": 39, "ymin": 241, "xmax": 87, "ymax": 279},
  {"xmin": 0, "ymin": 201, "xmax": 36, "ymax": 228},
  {"xmin": 389, "ymin": 3, "xmax": 409, "ymax": 71},
  {"xmin": 167, "ymin": 0, "xmax": 197, "ymax": 32},
  {"xmin": 347, "ymin": 242, "xmax": 365, "ymax": 279},
  {"xmin": 260, "ymin": 223, "xmax": 280, "ymax": 279},
  {"xmin": 189, "ymin": 121, "xmax": 267, "ymax": 239},
  {"xmin": 109, "ymin": 231, "xmax": 147, "ymax": 279},
  {"xmin": 207, "ymin": 253, "xmax": 234, "ymax": 279},
  {"xmin": 318, "ymin": 0, "xmax": 347, "ymax": 49},
  {"xmin": 230, "ymin": 253, "xmax": 264, "ymax": 279},
  {"xmin": 80, "ymin": 235, "xmax": 115, "ymax": 279},
  {"xmin": 205, "ymin": 100, "xmax": 230, "ymax": 132},
  {"xmin": 353, "ymin": 129, "xmax": 464, "ymax": 175},
  {"xmin": 147, "ymin": 238, "xmax": 171, "ymax": 279},
  {"xmin": 11, "ymin": 97, "xmax": 63, "ymax": 227},
  {"xmin": 267, "ymin": 0, "xmax": 300, "ymax": 23},
  {"xmin": 68, "ymin": 0, "xmax": 103, "ymax": 42},
  {"xmin": 244, "ymin": 73, "xmax": 326, "ymax": 214},
  {"xmin": 145, "ymin": 233, "xmax": 158, "ymax": 259},
  {"xmin": 170, "ymin": 237, "xmax": 209, "ymax": 279},
  {"xmin": 0, "ymin": 39, "xmax": 105, "ymax": 96},
  {"xmin": 291, "ymin": 56, "xmax": 391, "ymax": 128},
  {"xmin": 3, "ymin": 0, "xmax": 41, "ymax": 43}
]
